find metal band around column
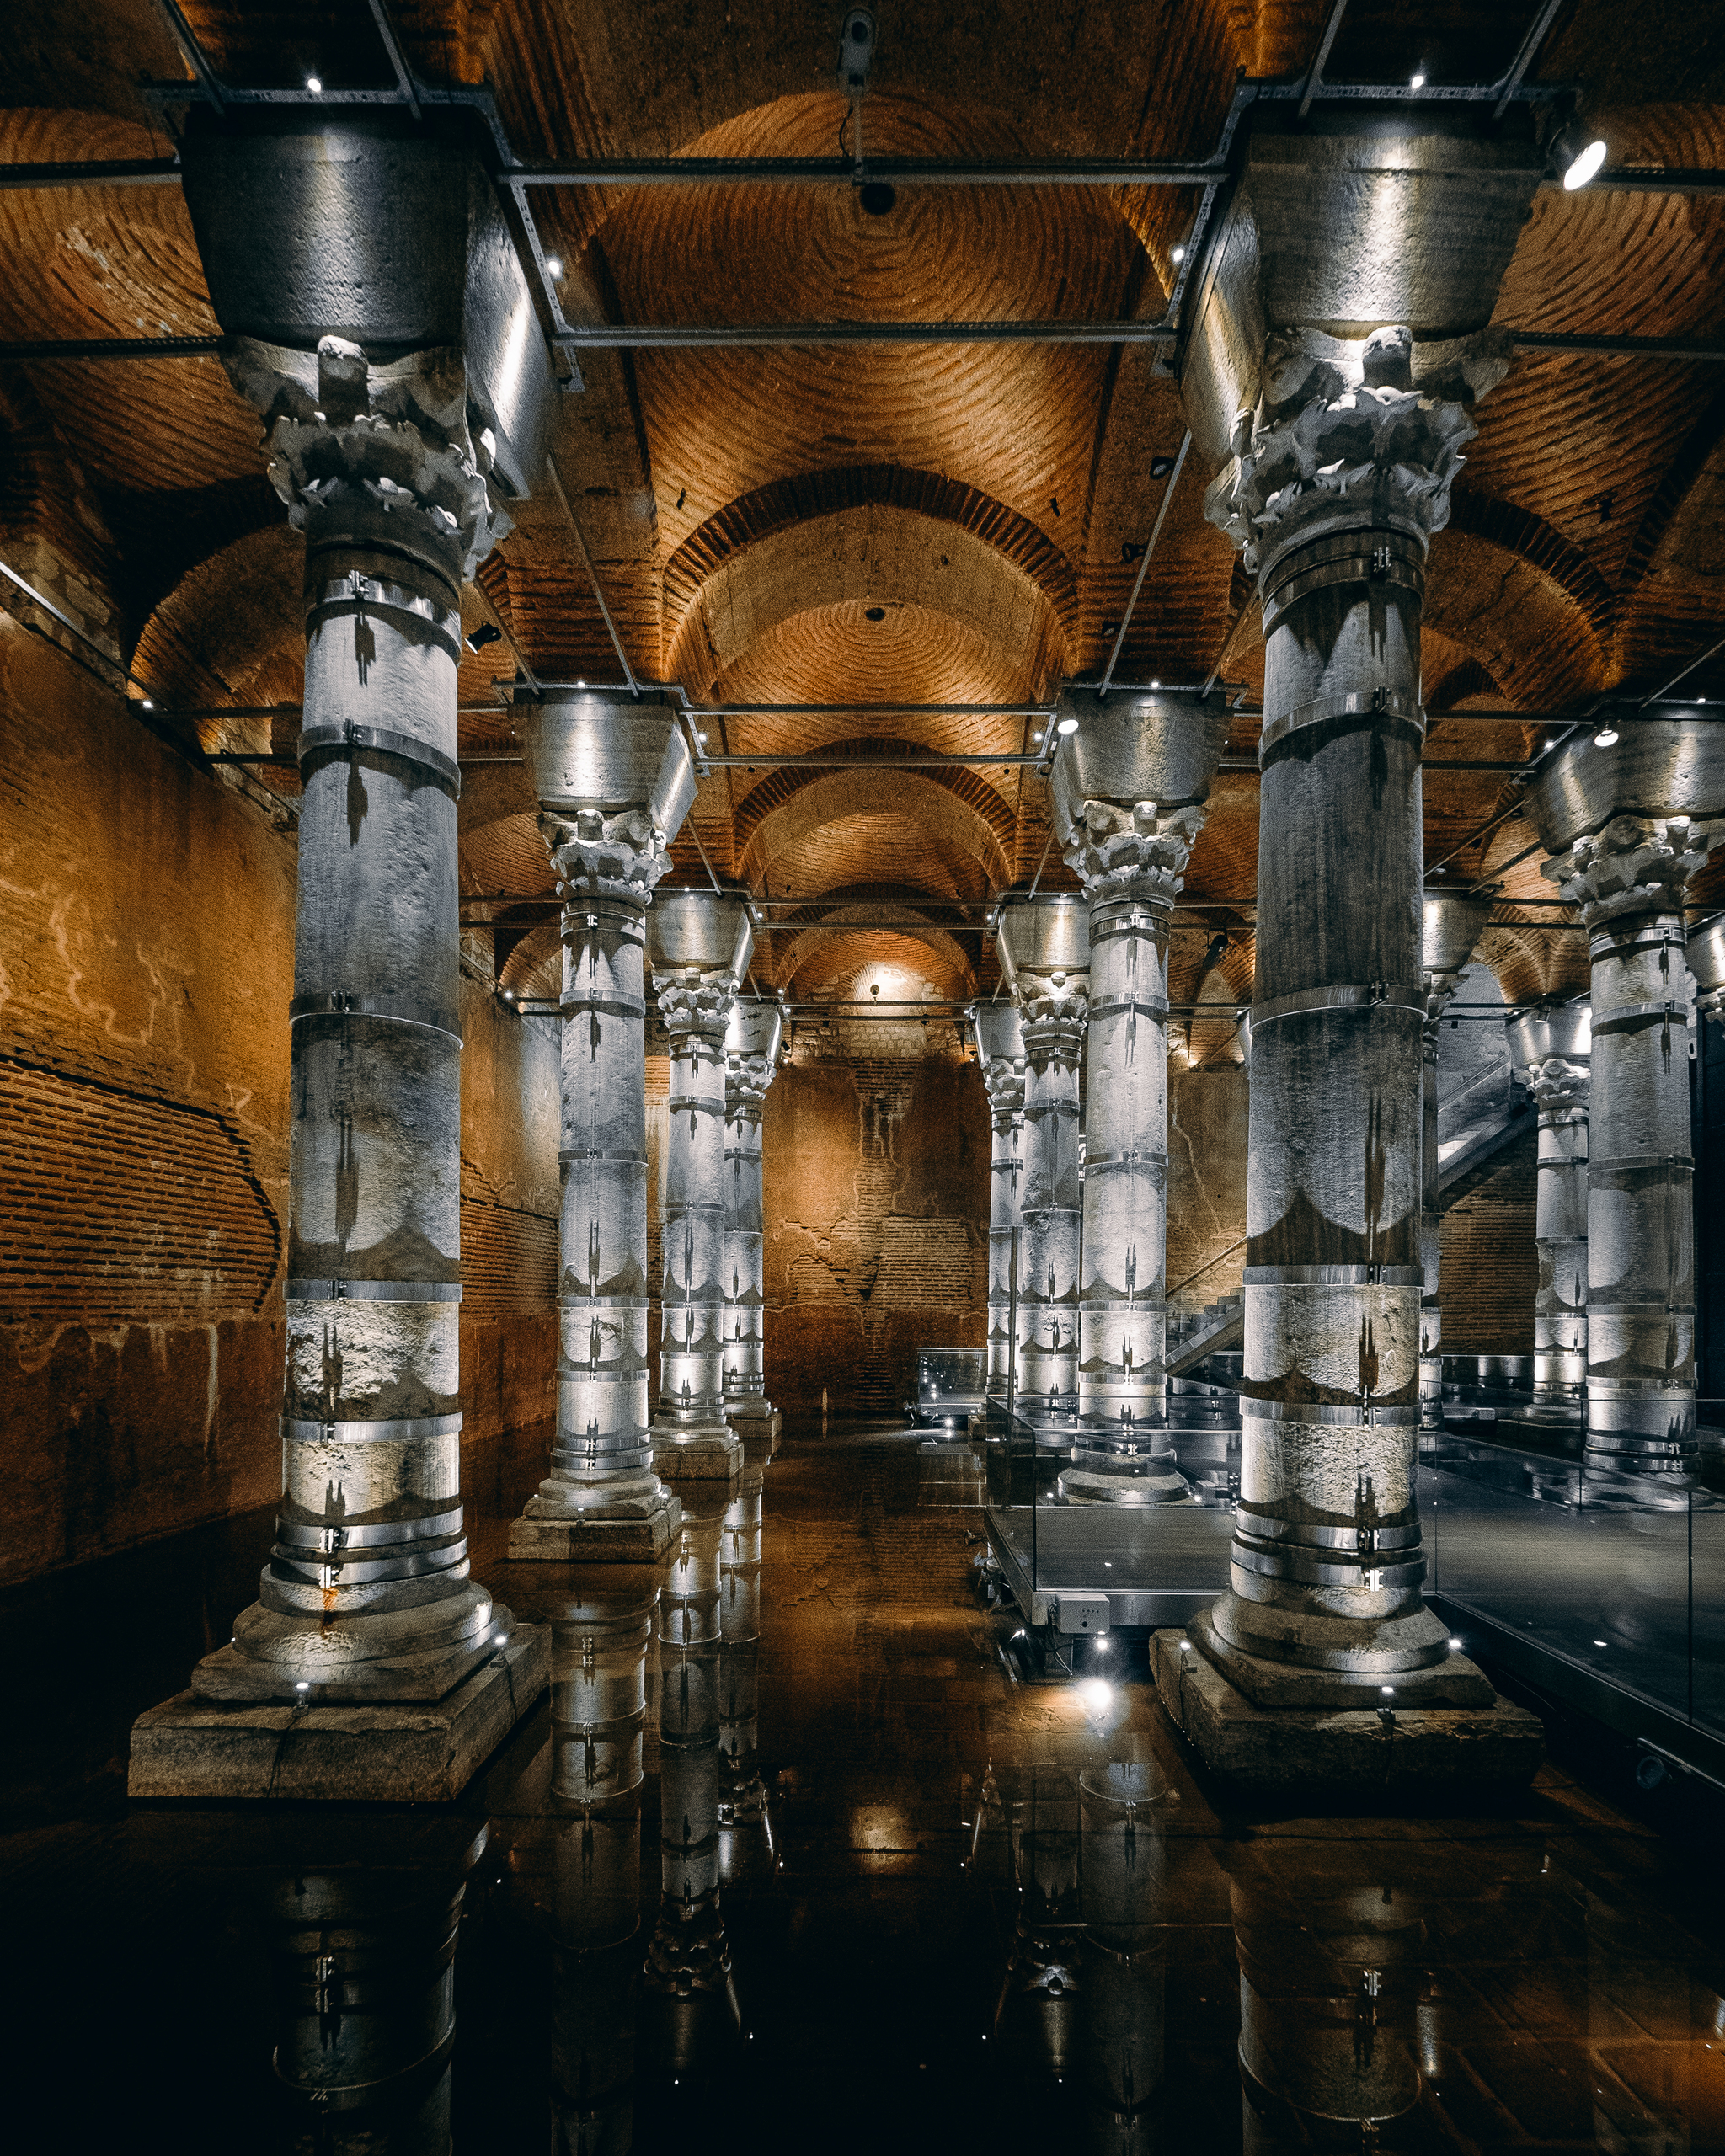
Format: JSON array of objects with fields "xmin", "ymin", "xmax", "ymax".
[
  {"xmin": 1243, "ymin": 1263, "xmax": 1423, "ymax": 1285},
  {"xmin": 286, "ymin": 1279, "xmax": 463, "ymax": 1301},
  {"xmin": 305, "ymin": 574, "xmax": 463, "ymax": 662},
  {"xmin": 1250, "ymin": 982, "xmax": 1426, "ymax": 1029},
  {"xmin": 289, "ymin": 990, "xmax": 462, "ymax": 1043},
  {"xmin": 280, "ymin": 1412, "xmax": 465, "ymax": 1442},
  {"xmin": 1240, "ymin": 1396, "xmax": 1422, "ymax": 1427},
  {"xmin": 298, "ymin": 723, "xmax": 462, "ymax": 798},
  {"xmin": 1259, "ymin": 688, "xmax": 1426, "ymax": 764}
]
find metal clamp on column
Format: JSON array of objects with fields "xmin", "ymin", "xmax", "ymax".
[
  {"xmin": 281, "ymin": 1412, "xmax": 465, "ymax": 1442},
  {"xmin": 1249, "ymin": 981, "xmax": 1426, "ymax": 1030},
  {"xmin": 290, "ymin": 989, "xmax": 463, "ymax": 1044},
  {"xmin": 1259, "ymin": 687, "xmax": 1425, "ymax": 765},
  {"xmin": 1260, "ymin": 531, "xmax": 1425, "ymax": 632},
  {"xmin": 286, "ymin": 1278, "xmax": 462, "ymax": 1301},
  {"xmin": 1590, "ymin": 998, "xmax": 1693, "ymax": 1039},
  {"xmin": 1240, "ymin": 1395, "xmax": 1422, "ymax": 1427},
  {"xmin": 306, "ymin": 572, "xmax": 463, "ymax": 663},
  {"xmin": 299, "ymin": 720, "xmax": 462, "ymax": 798},
  {"xmin": 1085, "ymin": 995, "xmax": 1172, "ymax": 1022}
]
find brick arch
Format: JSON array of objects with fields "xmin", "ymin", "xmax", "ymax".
[
  {"xmin": 665, "ymin": 503, "xmax": 1070, "ymax": 702},
  {"xmin": 130, "ymin": 523, "xmax": 306, "ymax": 755},
  {"xmin": 738, "ymin": 769, "xmax": 1012, "ymax": 896},
  {"xmin": 1425, "ymin": 515, "xmax": 1616, "ymax": 710},
  {"xmin": 734, "ymin": 737, "xmax": 1015, "ymax": 865},
  {"xmin": 665, "ymin": 465, "xmax": 1079, "ymax": 648},
  {"xmin": 772, "ymin": 908, "xmax": 975, "ymax": 1000}
]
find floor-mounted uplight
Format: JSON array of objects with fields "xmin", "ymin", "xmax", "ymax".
[{"xmin": 1563, "ymin": 139, "xmax": 1609, "ymax": 190}]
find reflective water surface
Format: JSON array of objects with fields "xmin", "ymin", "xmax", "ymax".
[{"xmin": 7, "ymin": 1419, "xmax": 1724, "ymax": 2153}]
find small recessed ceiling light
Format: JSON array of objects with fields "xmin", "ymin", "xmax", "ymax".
[
  {"xmin": 1594, "ymin": 723, "xmax": 1620, "ymax": 746},
  {"xmin": 1594, "ymin": 1637, "xmax": 1608, "ymax": 1646},
  {"xmin": 1056, "ymin": 714, "xmax": 1079, "ymax": 735},
  {"xmin": 1564, "ymin": 138, "xmax": 1610, "ymax": 190},
  {"xmin": 1150, "ymin": 678, "xmax": 1161, "ymax": 690},
  {"xmin": 306, "ymin": 75, "xmax": 323, "ymax": 93},
  {"xmin": 546, "ymin": 255, "xmax": 563, "ymax": 279},
  {"xmin": 696, "ymin": 729, "xmax": 708, "ymax": 744},
  {"xmin": 141, "ymin": 696, "xmax": 154, "ymax": 710},
  {"xmin": 1171, "ymin": 244, "xmax": 1186, "ymax": 264},
  {"xmin": 1409, "ymin": 69, "xmax": 1426, "ymax": 88},
  {"xmin": 1033, "ymin": 730, "xmax": 1045, "ymax": 744},
  {"xmin": 575, "ymin": 678, "xmax": 586, "ymax": 688}
]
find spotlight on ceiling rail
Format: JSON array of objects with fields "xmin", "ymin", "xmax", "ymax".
[
  {"xmin": 1594, "ymin": 723, "xmax": 1620, "ymax": 746},
  {"xmin": 1563, "ymin": 138, "xmax": 1610, "ymax": 190},
  {"xmin": 305, "ymin": 75, "xmax": 323, "ymax": 94},
  {"xmin": 837, "ymin": 8, "xmax": 876, "ymax": 96},
  {"xmin": 545, "ymin": 254, "xmax": 564, "ymax": 280},
  {"xmin": 1056, "ymin": 714, "xmax": 1079, "ymax": 736},
  {"xmin": 466, "ymin": 621, "xmax": 503, "ymax": 654},
  {"xmin": 1171, "ymin": 244, "xmax": 1186, "ymax": 264},
  {"xmin": 1409, "ymin": 68, "xmax": 1427, "ymax": 88}
]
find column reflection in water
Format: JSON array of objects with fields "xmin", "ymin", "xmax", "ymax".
[
  {"xmin": 718, "ymin": 1444, "xmax": 772, "ymax": 1845},
  {"xmin": 644, "ymin": 1490, "xmax": 743, "ymax": 2068},
  {"xmin": 1226, "ymin": 1846, "xmax": 1423, "ymax": 2152},
  {"xmin": 253, "ymin": 1816, "xmax": 486, "ymax": 2154}
]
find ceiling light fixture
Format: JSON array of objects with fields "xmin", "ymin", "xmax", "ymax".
[
  {"xmin": 1056, "ymin": 714, "xmax": 1078, "ymax": 735},
  {"xmin": 1563, "ymin": 138, "xmax": 1610, "ymax": 190},
  {"xmin": 141, "ymin": 697, "xmax": 155, "ymax": 710},
  {"xmin": 546, "ymin": 254, "xmax": 564, "ymax": 280},
  {"xmin": 1171, "ymin": 244, "xmax": 1186, "ymax": 264},
  {"xmin": 306, "ymin": 75, "xmax": 323, "ymax": 93},
  {"xmin": 1150, "ymin": 678, "xmax": 1161, "ymax": 690},
  {"xmin": 1409, "ymin": 68, "xmax": 1426, "ymax": 88},
  {"xmin": 1594, "ymin": 723, "xmax": 1620, "ymax": 746}
]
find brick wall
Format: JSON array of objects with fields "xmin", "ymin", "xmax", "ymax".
[
  {"xmin": 1438, "ymin": 1124, "xmax": 1538, "ymax": 1353},
  {"xmin": 0, "ymin": 634, "xmax": 559, "ymax": 1585},
  {"xmin": 756, "ymin": 1047, "xmax": 987, "ymax": 1412}
]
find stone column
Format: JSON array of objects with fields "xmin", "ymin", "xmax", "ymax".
[
  {"xmin": 1195, "ymin": 326, "xmax": 1494, "ymax": 1710},
  {"xmin": 649, "ymin": 893, "xmax": 755, "ymax": 1481},
  {"xmin": 997, "ymin": 899, "xmax": 1090, "ymax": 1419},
  {"xmin": 166, "ymin": 339, "xmax": 530, "ymax": 1726},
  {"xmin": 723, "ymin": 1000, "xmax": 784, "ymax": 1447},
  {"xmin": 511, "ymin": 696, "xmax": 694, "ymax": 1562},
  {"xmin": 1505, "ymin": 1005, "xmax": 1592, "ymax": 1425},
  {"xmin": 1539, "ymin": 815, "xmax": 1717, "ymax": 1478},
  {"xmin": 1052, "ymin": 689, "xmax": 1228, "ymax": 1505},
  {"xmin": 1418, "ymin": 895, "xmax": 1493, "ymax": 1433},
  {"xmin": 973, "ymin": 1004, "xmax": 1027, "ymax": 1400}
]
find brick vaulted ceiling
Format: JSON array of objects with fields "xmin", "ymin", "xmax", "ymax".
[{"xmin": 3, "ymin": 1, "xmax": 1724, "ymax": 1019}]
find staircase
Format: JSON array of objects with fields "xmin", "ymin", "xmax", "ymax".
[{"xmin": 1165, "ymin": 1295, "xmax": 1244, "ymax": 1376}]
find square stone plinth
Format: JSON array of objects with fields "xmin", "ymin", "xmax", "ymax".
[
  {"xmin": 1151, "ymin": 1628, "xmax": 1545, "ymax": 1801},
  {"xmin": 509, "ymin": 1502, "xmax": 682, "ymax": 1562},
  {"xmin": 729, "ymin": 1407, "xmax": 782, "ymax": 1453},
  {"xmin": 651, "ymin": 1431, "xmax": 742, "ymax": 1486},
  {"xmin": 128, "ymin": 1625, "xmax": 548, "ymax": 1802}
]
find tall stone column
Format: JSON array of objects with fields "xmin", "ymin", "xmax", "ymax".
[
  {"xmin": 1052, "ymin": 688, "xmax": 1228, "ymax": 1505},
  {"xmin": 998, "ymin": 899, "xmax": 1090, "ymax": 1418},
  {"xmin": 511, "ymin": 696, "xmax": 693, "ymax": 1562},
  {"xmin": 1418, "ymin": 895, "xmax": 1493, "ymax": 1433},
  {"xmin": 723, "ymin": 1000, "xmax": 784, "ymax": 1448},
  {"xmin": 138, "ymin": 339, "xmax": 533, "ymax": 1766},
  {"xmin": 649, "ymin": 893, "xmax": 755, "ymax": 1481},
  {"xmin": 1505, "ymin": 1005, "xmax": 1592, "ymax": 1425},
  {"xmin": 973, "ymin": 1004, "xmax": 1027, "ymax": 1400},
  {"xmin": 1194, "ymin": 326, "xmax": 1497, "ymax": 1711},
  {"xmin": 1535, "ymin": 810, "xmax": 1719, "ymax": 1477}
]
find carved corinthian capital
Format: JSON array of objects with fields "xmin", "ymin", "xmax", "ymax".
[
  {"xmin": 654, "ymin": 967, "xmax": 737, "ymax": 1040},
  {"xmin": 1063, "ymin": 800, "xmax": 1206, "ymax": 904},
  {"xmin": 725, "ymin": 1052, "xmax": 774, "ymax": 1119},
  {"xmin": 224, "ymin": 334, "xmax": 510, "ymax": 575},
  {"xmin": 1529, "ymin": 1057, "xmax": 1590, "ymax": 1117},
  {"xmin": 1541, "ymin": 814, "xmax": 1723, "ymax": 923},
  {"xmin": 1204, "ymin": 325, "xmax": 1485, "ymax": 574},
  {"xmin": 982, "ymin": 1057, "xmax": 1025, "ymax": 1118},
  {"xmin": 543, "ymin": 807, "xmax": 674, "ymax": 900}
]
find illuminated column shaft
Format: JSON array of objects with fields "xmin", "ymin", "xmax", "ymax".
[
  {"xmin": 1543, "ymin": 821, "xmax": 1715, "ymax": 1474},
  {"xmin": 1417, "ymin": 897, "xmax": 1490, "ymax": 1431},
  {"xmin": 651, "ymin": 943, "xmax": 746, "ymax": 1476},
  {"xmin": 1201, "ymin": 326, "xmax": 1485, "ymax": 1698},
  {"xmin": 1068, "ymin": 814, "xmax": 1204, "ymax": 1503},
  {"xmin": 211, "ymin": 338, "xmax": 509, "ymax": 1698},
  {"xmin": 1532, "ymin": 1058, "xmax": 1590, "ymax": 1410},
  {"xmin": 975, "ymin": 1006, "xmax": 1026, "ymax": 1398},
  {"xmin": 1018, "ymin": 985, "xmax": 1087, "ymax": 1406},
  {"xmin": 722, "ymin": 1052, "xmax": 775, "ymax": 1425}
]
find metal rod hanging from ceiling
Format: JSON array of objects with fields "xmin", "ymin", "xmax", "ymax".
[
  {"xmin": 1099, "ymin": 430, "xmax": 1192, "ymax": 697},
  {"xmin": 544, "ymin": 452, "xmax": 638, "ymax": 697},
  {"xmin": 1297, "ymin": 0, "xmax": 1351, "ymax": 120},
  {"xmin": 1493, "ymin": 0, "xmax": 1569, "ymax": 120}
]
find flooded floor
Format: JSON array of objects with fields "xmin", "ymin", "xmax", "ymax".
[{"xmin": 5, "ymin": 1417, "xmax": 1724, "ymax": 2152}]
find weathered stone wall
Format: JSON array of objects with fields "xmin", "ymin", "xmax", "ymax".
[
  {"xmin": 0, "ymin": 638, "xmax": 557, "ymax": 1585},
  {"xmin": 757, "ymin": 1049, "xmax": 989, "ymax": 1412}
]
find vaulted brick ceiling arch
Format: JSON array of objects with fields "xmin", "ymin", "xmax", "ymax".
[{"xmin": 739, "ymin": 777, "xmax": 1011, "ymax": 897}]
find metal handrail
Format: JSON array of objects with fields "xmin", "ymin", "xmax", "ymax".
[{"xmin": 1167, "ymin": 1238, "xmax": 1247, "ymax": 1300}]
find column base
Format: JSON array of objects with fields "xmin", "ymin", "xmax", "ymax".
[
  {"xmin": 194, "ymin": 1582, "xmax": 514, "ymax": 1704},
  {"xmin": 650, "ymin": 1417, "xmax": 743, "ymax": 1484},
  {"xmin": 1151, "ymin": 1625, "xmax": 1543, "ymax": 1800},
  {"xmin": 510, "ymin": 1492, "xmax": 682, "ymax": 1563},
  {"xmin": 1058, "ymin": 1458, "xmax": 1192, "ymax": 1506},
  {"xmin": 1202, "ymin": 1598, "xmax": 1495, "ymax": 1709},
  {"xmin": 725, "ymin": 1399, "xmax": 782, "ymax": 1453},
  {"xmin": 128, "ymin": 1624, "xmax": 547, "ymax": 1801}
]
